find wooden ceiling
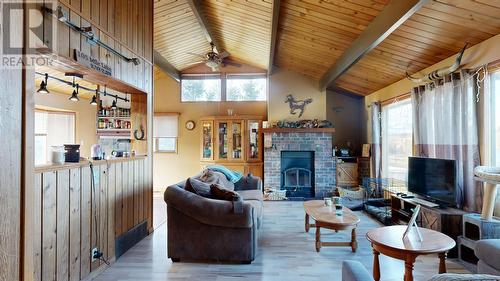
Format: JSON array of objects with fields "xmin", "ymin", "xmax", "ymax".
[{"xmin": 153, "ymin": 0, "xmax": 500, "ymax": 95}]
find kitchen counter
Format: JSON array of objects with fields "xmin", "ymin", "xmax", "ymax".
[{"xmin": 35, "ymin": 155, "xmax": 148, "ymax": 173}]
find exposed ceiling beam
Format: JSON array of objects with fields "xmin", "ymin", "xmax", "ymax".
[
  {"xmin": 186, "ymin": 0, "xmax": 224, "ymax": 54},
  {"xmin": 318, "ymin": 0, "xmax": 428, "ymax": 91},
  {"xmin": 268, "ymin": 0, "xmax": 281, "ymax": 74},
  {"xmin": 327, "ymin": 86, "xmax": 364, "ymax": 98},
  {"xmin": 153, "ymin": 50, "xmax": 180, "ymax": 82}
]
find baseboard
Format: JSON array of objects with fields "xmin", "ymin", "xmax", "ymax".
[{"xmin": 115, "ymin": 220, "xmax": 149, "ymax": 258}]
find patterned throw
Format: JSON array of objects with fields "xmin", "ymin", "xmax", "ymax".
[{"xmin": 207, "ymin": 165, "xmax": 243, "ymax": 183}]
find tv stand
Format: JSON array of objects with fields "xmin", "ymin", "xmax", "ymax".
[{"xmin": 391, "ymin": 194, "xmax": 467, "ymax": 257}]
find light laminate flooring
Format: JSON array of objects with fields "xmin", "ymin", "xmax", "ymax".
[{"xmin": 94, "ymin": 201, "xmax": 468, "ymax": 281}]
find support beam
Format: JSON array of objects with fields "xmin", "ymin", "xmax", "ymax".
[
  {"xmin": 186, "ymin": 0, "xmax": 224, "ymax": 54},
  {"xmin": 268, "ymin": 0, "xmax": 281, "ymax": 74},
  {"xmin": 319, "ymin": 0, "xmax": 428, "ymax": 91},
  {"xmin": 153, "ymin": 50, "xmax": 180, "ymax": 82}
]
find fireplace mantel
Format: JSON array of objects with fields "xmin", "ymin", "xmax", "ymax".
[{"xmin": 262, "ymin": 128, "xmax": 335, "ymax": 133}]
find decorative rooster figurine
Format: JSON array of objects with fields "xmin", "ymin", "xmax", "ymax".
[{"xmin": 285, "ymin": 94, "xmax": 313, "ymax": 118}]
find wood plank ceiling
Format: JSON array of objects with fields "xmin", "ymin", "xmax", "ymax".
[{"xmin": 153, "ymin": 0, "xmax": 500, "ymax": 95}]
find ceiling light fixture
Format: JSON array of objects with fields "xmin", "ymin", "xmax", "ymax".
[
  {"xmin": 90, "ymin": 88, "xmax": 98, "ymax": 105},
  {"xmin": 69, "ymin": 84, "xmax": 80, "ymax": 102},
  {"xmin": 37, "ymin": 73, "xmax": 50, "ymax": 94}
]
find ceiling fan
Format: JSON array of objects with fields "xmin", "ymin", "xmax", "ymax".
[{"xmin": 187, "ymin": 42, "xmax": 241, "ymax": 71}]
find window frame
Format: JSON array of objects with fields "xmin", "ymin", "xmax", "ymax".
[
  {"xmin": 489, "ymin": 70, "xmax": 500, "ymax": 166},
  {"xmin": 154, "ymin": 137, "xmax": 178, "ymax": 153},
  {"xmin": 180, "ymin": 74, "xmax": 222, "ymax": 103},
  {"xmin": 153, "ymin": 112, "xmax": 179, "ymax": 154},
  {"xmin": 381, "ymin": 97, "xmax": 414, "ymax": 182},
  {"xmin": 225, "ymin": 73, "xmax": 268, "ymax": 102},
  {"xmin": 179, "ymin": 73, "xmax": 268, "ymax": 103}
]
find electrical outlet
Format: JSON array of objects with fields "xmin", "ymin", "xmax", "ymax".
[{"xmin": 91, "ymin": 248, "xmax": 99, "ymax": 262}]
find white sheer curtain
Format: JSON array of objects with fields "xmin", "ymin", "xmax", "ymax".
[{"xmin": 412, "ymin": 70, "xmax": 482, "ymax": 211}]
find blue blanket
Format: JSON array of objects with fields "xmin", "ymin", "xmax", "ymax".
[{"xmin": 207, "ymin": 165, "xmax": 243, "ymax": 183}]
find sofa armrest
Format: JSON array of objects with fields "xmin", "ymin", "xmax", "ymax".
[
  {"xmin": 164, "ymin": 185, "xmax": 254, "ymax": 228},
  {"xmin": 342, "ymin": 261, "xmax": 374, "ymax": 281},
  {"xmin": 234, "ymin": 175, "xmax": 262, "ymax": 192}
]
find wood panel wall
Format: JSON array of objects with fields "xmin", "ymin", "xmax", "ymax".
[
  {"xmin": 41, "ymin": 0, "xmax": 153, "ymax": 93},
  {"xmin": 32, "ymin": 158, "xmax": 150, "ymax": 281}
]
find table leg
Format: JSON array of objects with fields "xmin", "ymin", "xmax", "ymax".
[
  {"xmin": 305, "ymin": 213, "xmax": 310, "ymax": 233},
  {"xmin": 404, "ymin": 256, "xmax": 416, "ymax": 281},
  {"xmin": 373, "ymin": 249, "xmax": 380, "ymax": 281},
  {"xmin": 315, "ymin": 226, "xmax": 321, "ymax": 252},
  {"xmin": 351, "ymin": 228, "xmax": 358, "ymax": 252},
  {"xmin": 438, "ymin": 252, "xmax": 447, "ymax": 274}
]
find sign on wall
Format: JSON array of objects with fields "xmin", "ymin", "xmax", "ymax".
[{"xmin": 74, "ymin": 49, "xmax": 112, "ymax": 76}]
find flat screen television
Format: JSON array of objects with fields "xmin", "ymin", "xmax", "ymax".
[{"xmin": 408, "ymin": 157, "xmax": 458, "ymax": 207}]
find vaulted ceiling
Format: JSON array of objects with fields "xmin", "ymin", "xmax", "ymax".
[{"xmin": 153, "ymin": 0, "xmax": 500, "ymax": 96}]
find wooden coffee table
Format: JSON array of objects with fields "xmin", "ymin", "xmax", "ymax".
[
  {"xmin": 366, "ymin": 225, "xmax": 456, "ymax": 281},
  {"xmin": 304, "ymin": 200, "xmax": 360, "ymax": 252}
]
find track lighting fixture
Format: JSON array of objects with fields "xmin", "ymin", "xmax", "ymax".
[
  {"xmin": 111, "ymin": 98, "xmax": 117, "ymax": 109},
  {"xmin": 37, "ymin": 73, "xmax": 50, "ymax": 94},
  {"xmin": 69, "ymin": 84, "xmax": 80, "ymax": 102},
  {"xmin": 90, "ymin": 88, "xmax": 98, "ymax": 106}
]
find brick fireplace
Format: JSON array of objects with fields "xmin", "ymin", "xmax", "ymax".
[{"xmin": 264, "ymin": 131, "xmax": 336, "ymax": 198}]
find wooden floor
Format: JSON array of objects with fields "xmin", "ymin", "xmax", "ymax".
[{"xmin": 94, "ymin": 201, "xmax": 468, "ymax": 281}]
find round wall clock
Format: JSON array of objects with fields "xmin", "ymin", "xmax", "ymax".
[{"xmin": 185, "ymin": 120, "xmax": 196, "ymax": 130}]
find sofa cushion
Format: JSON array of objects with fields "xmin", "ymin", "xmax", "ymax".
[
  {"xmin": 245, "ymin": 199, "xmax": 263, "ymax": 226},
  {"xmin": 210, "ymin": 184, "xmax": 243, "ymax": 214},
  {"xmin": 238, "ymin": 190, "xmax": 263, "ymax": 201},
  {"xmin": 184, "ymin": 178, "xmax": 212, "ymax": 198},
  {"xmin": 199, "ymin": 169, "xmax": 235, "ymax": 190},
  {"xmin": 475, "ymin": 239, "xmax": 500, "ymax": 271},
  {"xmin": 428, "ymin": 274, "xmax": 500, "ymax": 281}
]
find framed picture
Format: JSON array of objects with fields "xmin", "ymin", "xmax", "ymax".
[{"xmin": 403, "ymin": 204, "xmax": 423, "ymax": 241}]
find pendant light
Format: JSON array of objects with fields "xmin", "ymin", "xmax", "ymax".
[
  {"xmin": 111, "ymin": 97, "xmax": 118, "ymax": 109},
  {"xmin": 90, "ymin": 88, "xmax": 98, "ymax": 105},
  {"xmin": 69, "ymin": 83, "xmax": 80, "ymax": 102},
  {"xmin": 37, "ymin": 73, "xmax": 50, "ymax": 94}
]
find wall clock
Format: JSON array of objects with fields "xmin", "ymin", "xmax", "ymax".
[{"xmin": 185, "ymin": 120, "xmax": 196, "ymax": 130}]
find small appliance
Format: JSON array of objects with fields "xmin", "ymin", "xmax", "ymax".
[
  {"xmin": 91, "ymin": 144, "xmax": 104, "ymax": 160},
  {"xmin": 64, "ymin": 144, "xmax": 80, "ymax": 163}
]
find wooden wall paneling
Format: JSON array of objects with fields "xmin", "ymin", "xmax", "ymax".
[
  {"xmin": 114, "ymin": 162, "xmax": 123, "ymax": 237},
  {"xmin": 33, "ymin": 174, "xmax": 43, "ymax": 281},
  {"xmin": 107, "ymin": 0, "xmax": 115, "ymax": 36},
  {"xmin": 107, "ymin": 163, "xmax": 116, "ymax": 260},
  {"xmin": 138, "ymin": 159, "xmax": 144, "ymax": 223},
  {"xmin": 57, "ymin": 170, "xmax": 70, "ymax": 281},
  {"xmin": 42, "ymin": 171, "xmax": 57, "ymax": 281},
  {"xmin": 56, "ymin": 4, "xmax": 71, "ymax": 58},
  {"xmin": 127, "ymin": 160, "xmax": 134, "ymax": 231},
  {"xmin": 80, "ymin": 166, "xmax": 91, "ymax": 278},
  {"xmin": 69, "ymin": 168, "xmax": 81, "ymax": 281},
  {"xmin": 121, "ymin": 161, "xmax": 129, "ymax": 234},
  {"xmin": 69, "ymin": 0, "xmax": 82, "ymax": 58},
  {"xmin": 133, "ymin": 160, "xmax": 140, "ymax": 225},
  {"xmin": 143, "ymin": 0, "xmax": 152, "ymax": 61},
  {"xmin": 91, "ymin": 0, "xmax": 100, "ymax": 23},
  {"xmin": 99, "ymin": 165, "xmax": 107, "ymax": 262},
  {"xmin": 90, "ymin": 165, "xmax": 100, "ymax": 270},
  {"xmin": 99, "ymin": 0, "xmax": 108, "ymax": 31},
  {"xmin": 146, "ymin": 156, "xmax": 152, "ymax": 231}
]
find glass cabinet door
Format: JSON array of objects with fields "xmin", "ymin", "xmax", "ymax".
[
  {"xmin": 218, "ymin": 122, "xmax": 228, "ymax": 159},
  {"xmin": 248, "ymin": 120, "xmax": 260, "ymax": 161},
  {"xmin": 231, "ymin": 121, "xmax": 243, "ymax": 160},
  {"xmin": 201, "ymin": 121, "xmax": 213, "ymax": 160}
]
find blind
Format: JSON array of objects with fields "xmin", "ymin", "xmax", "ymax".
[{"xmin": 154, "ymin": 114, "xmax": 179, "ymax": 138}]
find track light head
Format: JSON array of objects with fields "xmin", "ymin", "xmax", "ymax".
[
  {"xmin": 90, "ymin": 95, "xmax": 98, "ymax": 106},
  {"xmin": 37, "ymin": 73, "xmax": 50, "ymax": 94},
  {"xmin": 111, "ymin": 98, "xmax": 117, "ymax": 109},
  {"xmin": 56, "ymin": 6, "xmax": 68, "ymax": 22},
  {"xmin": 69, "ymin": 84, "xmax": 79, "ymax": 102}
]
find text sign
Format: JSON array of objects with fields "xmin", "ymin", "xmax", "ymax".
[{"xmin": 74, "ymin": 50, "xmax": 112, "ymax": 76}]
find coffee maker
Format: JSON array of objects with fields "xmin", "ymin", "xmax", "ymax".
[{"xmin": 91, "ymin": 144, "xmax": 104, "ymax": 160}]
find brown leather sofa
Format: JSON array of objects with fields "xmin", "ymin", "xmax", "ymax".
[{"xmin": 164, "ymin": 175, "xmax": 263, "ymax": 263}]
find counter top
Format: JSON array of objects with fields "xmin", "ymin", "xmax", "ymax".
[{"xmin": 35, "ymin": 155, "xmax": 148, "ymax": 173}]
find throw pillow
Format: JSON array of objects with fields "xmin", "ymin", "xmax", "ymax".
[
  {"xmin": 184, "ymin": 177, "xmax": 212, "ymax": 198},
  {"xmin": 199, "ymin": 169, "xmax": 235, "ymax": 190},
  {"xmin": 210, "ymin": 183, "xmax": 243, "ymax": 214}
]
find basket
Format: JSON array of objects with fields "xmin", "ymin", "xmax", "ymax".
[
  {"xmin": 336, "ymin": 186, "xmax": 366, "ymax": 199},
  {"xmin": 264, "ymin": 188, "xmax": 287, "ymax": 201}
]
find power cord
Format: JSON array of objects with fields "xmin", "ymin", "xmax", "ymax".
[{"xmin": 89, "ymin": 163, "xmax": 110, "ymax": 266}]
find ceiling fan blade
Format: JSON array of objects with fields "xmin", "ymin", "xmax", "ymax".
[
  {"xmin": 186, "ymin": 52, "xmax": 206, "ymax": 59},
  {"xmin": 219, "ymin": 50, "xmax": 230, "ymax": 59},
  {"xmin": 184, "ymin": 60, "xmax": 206, "ymax": 67}
]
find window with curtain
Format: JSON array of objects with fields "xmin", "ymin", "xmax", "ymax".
[
  {"xmin": 381, "ymin": 99, "xmax": 413, "ymax": 181},
  {"xmin": 226, "ymin": 74, "xmax": 267, "ymax": 101},
  {"xmin": 181, "ymin": 75, "xmax": 221, "ymax": 102},
  {"xmin": 35, "ymin": 110, "xmax": 76, "ymax": 165},
  {"xmin": 154, "ymin": 114, "xmax": 179, "ymax": 153},
  {"xmin": 491, "ymin": 71, "xmax": 500, "ymax": 166}
]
